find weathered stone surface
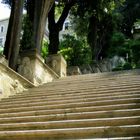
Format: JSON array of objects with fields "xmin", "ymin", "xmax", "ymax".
[
  {"xmin": 69, "ymin": 56, "xmax": 126, "ymax": 76},
  {"xmin": 18, "ymin": 51, "xmax": 59, "ymax": 85},
  {"xmin": 46, "ymin": 54, "xmax": 67, "ymax": 77},
  {"xmin": 67, "ymin": 66, "xmax": 81, "ymax": 76},
  {"xmin": 0, "ymin": 54, "xmax": 8, "ymax": 66},
  {"xmin": 0, "ymin": 62, "xmax": 34, "ymax": 100},
  {"xmin": 0, "ymin": 70, "xmax": 140, "ymax": 139}
]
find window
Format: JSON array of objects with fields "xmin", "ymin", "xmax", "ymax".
[
  {"xmin": 0, "ymin": 26, "xmax": 4, "ymax": 33},
  {"xmin": 0, "ymin": 38, "xmax": 4, "ymax": 47},
  {"xmin": 64, "ymin": 22, "xmax": 69, "ymax": 30}
]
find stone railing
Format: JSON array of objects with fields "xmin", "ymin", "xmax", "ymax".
[
  {"xmin": 17, "ymin": 51, "xmax": 61, "ymax": 86},
  {"xmin": 0, "ymin": 52, "xmax": 67, "ymax": 99},
  {"xmin": 0, "ymin": 57, "xmax": 35, "ymax": 100},
  {"xmin": 67, "ymin": 56, "xmax": 126, "ymax": 76},
  {"xmin": 46, "ymin": 54, "xmax": 67, "ymax": 77}
]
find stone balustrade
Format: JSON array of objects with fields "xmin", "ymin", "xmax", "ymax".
[{"xmin": 0, "ymin": 55, "xmax": 35, "ymax": 99}]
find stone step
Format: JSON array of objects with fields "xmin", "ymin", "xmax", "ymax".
[
  {"xmin": 0, "ymin": 116, "xmax": 140, "ymax": 131},
  {"xmin": 26, "ymin": 73, "xmax": 140, "ymax": 87},
  {"xmin": 44, "ymin": 80, "xmax": 140, "ymax": 90},
  {"xmin": 53, "ymin": 73, "xmax": 140, "ymax": 84},
  {"xmin": 0, "ymin": 125, "xmax": 139, "ymax": 139},
  {"xmin": 36, "ymin": 75, "xmax": 140, "ymax": 85},
  {"xmin": 0, "ymin": 93, "xmax": 139, "ymax": 109},
  {"xmin": 18, "ymin": 80, "xmax": 140, "ymax": 93},
  {"xmin": 0, "ymin": 90, "xmax": 139, "ymax": 106},
  {"xmin": 0, "ymin": 98, "xmax": 139, "ymax": 114},
  {"xmin": 0, "ymin": 103, "xmax": 138, "ymax": 118},
  {"xmin": 57, "ymin": 71, "xmax": 140, "ymax": 79},
  {"xmin": 0, "ymin": 108, "xmax": 139, "ymax": 124},
  {"xmin": 76, "ymin": 137, "xmax": 140, "ymax": 140},
  {"xmin": 59, "ymin": 69, "xmax": 140, "ymax": 79},
  {"xmin": 27, "ymin": 79, "xmax": 140, "ymax": 92},
  {"xmin": 0, "ymin": 70, "xmax": 140, "ymax": 139},
  {"xmin": 4, "ymin": 85, "xmax": 140, "ymax": 102}
]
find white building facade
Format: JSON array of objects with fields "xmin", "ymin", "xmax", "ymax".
[
  {"xmin": 0, "ymin": 18, "xmax": 9, "ymax": 47},
  {"xmin": 0, "ymin": 17, "xmax": 72, "ymax": 48}
]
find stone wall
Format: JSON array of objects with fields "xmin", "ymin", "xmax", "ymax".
[
  {"xmin": 0, "ymin": 59, "xmax": 34, "ymax": 100},
  {"xmin": 67, "ymin": 56, "xmax": 126, "ymax": 75}
]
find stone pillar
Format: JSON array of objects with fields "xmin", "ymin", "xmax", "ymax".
[
  {"xmin": 17, "ymin": 50, "xmax": 59, "ymax": 85},
  {"xmin": 67, "ymin": 66, "xmax": 81, "ymax": 76},
  {"xmin": 46, "ymin": 54, "xmax": 67, "ymax": 77}
]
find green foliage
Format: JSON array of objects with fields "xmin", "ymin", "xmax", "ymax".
[
  {"xmin": 41, "ymin": 39, "xmax": 49, "ymax": 59},
  {"xmin": 130, "ymin": 40, "xmax": 140, "ymax": 66},
  {"xmin": 70, "ymin": 16, "xmax": 88, "ymax": 38},
  {"xmin": 112, "ymin": 62, "xmax": 132, "ymax": 71},
  {"xmin": 119, "ymin": 0, "xmax": 140, "ymax": 37},
  {"xmin": 107, "ymin": 32, "xmax": 129, "ymax": 58},
  {"xmin": 20, "ymin": 15, "xmax": 34, "ymax": 50},
  {"xmin": 59, "ymin": 35, "xmax": 92, "ymax": 66},
  {"xmin": 108, "ymin": 30, "xmax": 140, "ymax": 69},
  {"xmin": 112, "ymin": 66, "xmax": 123, "ymax": 71},
  {"xmin": 0, "ymin": 47, "xmax": 4, "ymax": 55},
  {"xmin": 123, "ymin": 62, "xmax": 132, "ymax": 70}
]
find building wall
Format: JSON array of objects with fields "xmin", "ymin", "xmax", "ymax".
[{"xmin": 0, "ymin": 18, "xmax": 9, "ymax": 47}]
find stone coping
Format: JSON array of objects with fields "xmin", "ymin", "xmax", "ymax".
[
  {"xmin": 35, "ymin": 54, "xmax": 59, "ymax": 79},
  {"xmin": 0, "ymin": 63, "xmax": 35, "ymax": 88}
]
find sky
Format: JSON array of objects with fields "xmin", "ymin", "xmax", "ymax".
[{"xmin": 0, "ymin": 0, "xmax": 11, "ymax": 20}]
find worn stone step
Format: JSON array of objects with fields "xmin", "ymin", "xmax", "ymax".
[
  {"xmin": 0, "ymin": 103, "xmax": 138, "ymax": 118},
  {"xmin": 44, "ymin": 79, "xmax": 140, "ymax": 89},
  {"xmin": 22, "ymin": 74, "xmax": 140, "ymax": 89},
  {"xmin": 52, "ymin": 74, "xmax": 140, "ymax": 85},
  {"xmin": 32, "ymin": 76, "xmax": 140, "ymax": 87},
  {"xmin": 0, "ymin": 70, "xmax": 139, "ymax": 139},
  {"xmin": 0, "ymin": 98, "xmax": 139, "ymax": 114},
  {"xmin": 0, "ymin": 94, "xmax": 139, "ymax": 109},
  {"xmin": 77, "ymin": 137, "xmax": 140, "ymax": 140},
  {"xmin": 3, "ymin": 85, "xmax": 140, "ymax": 102},
  {"xmin": 58, "ymin": 69, "xmax": 140, "ymax": 79},
  {"xmin": 16, "ymin": 80, "xmax": 140, "ymax": 94},
  {"xmin": 3, "ymin": 91, "xmax": 140, "ymax": 107},
  {"xmin": 0, "ymin": 108, "xmax": 139, "ymax": 124},
  {"xmin": 0, "ymin": 116, "xmax": 140, "ymax": 131},
  {"xmin": 0, "ymin": 90, "xmax": 139, "ymax": 106},
  {"xmin": 0, "ymin": 125, "xmax": 139, "ymax": 140},
  {"xmin": 55, "ymin": 71, "xmax": 140, "ymax": 81},
  {"xmin": 25, "ymin": 79, "xmax": 140, "ymax": 93}
]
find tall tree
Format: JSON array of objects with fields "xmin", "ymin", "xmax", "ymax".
[
  {"xmin": 3, "ymin": 0, "xmax": 54, "ymax": 70},
  {"xmin": 72, "ymin": 0, "xmax": 122, "ymax": 62},
  {"xmin": 120, "ymin": 0, "xmax": 140, "ymax": 38},
  {"xmin": 3, "ymin": 0, "xmax": 24, "ymax": 70},
  {"xmin": 26, "ymin": 0, "xmax": 54, "ymax": 53},
  {"xmin": 48, "ymin": 0, "xmax": 76, "ymax": 54}
]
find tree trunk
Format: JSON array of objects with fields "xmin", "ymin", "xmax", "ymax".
[
  {"xmin": 48, "ymin": 1, "xmax": 75, "ymax": 55},
  {"xmin": 26, "ymin": 0, "xmax": 54, "ymax": 53},
  {"xmin": 88, "ymin": 15, "xmax": 98, "ymax": 62},
  {"xmin": 48, "ymin": 27, "xmax": 59, "ymax": 54},
  {"xmin": 33, "ymin": 0, "xmax": 54, "ymax": 53},
  {"xmin": 48, "ymin": 3, "xmax": 59, "ymax": 54},
  {"xmin": 3, "ymin": 0, "xmax": 24, "ymax": 70}
]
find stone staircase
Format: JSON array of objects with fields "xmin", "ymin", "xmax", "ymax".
[{"xmin": 0, "ymin": 70, "xmax": 140, "ymax": 140}]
